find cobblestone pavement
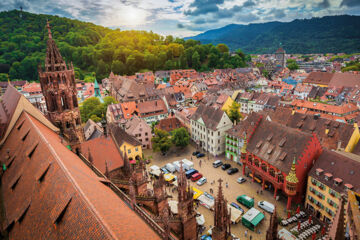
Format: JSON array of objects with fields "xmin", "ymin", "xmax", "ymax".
[{"xmin": 144, "ymin": 143, "xmax": 289, "ymax": 239}]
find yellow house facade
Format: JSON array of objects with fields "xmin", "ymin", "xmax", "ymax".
[
  {"xmin": 305, "ymin": 175, "xmax": 340, "ymax": 224},
  {"xmin": 109, "ymin": 124, "xmax": 143, "ymax": 160},
  {"xmin": 305, "ymin": 150, "xmax": 360, "ymax": 224},
  {"xmin": 120, "ymin": 142, "xmax": 142, "ymax": 160}
]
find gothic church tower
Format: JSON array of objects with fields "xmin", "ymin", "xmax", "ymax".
[{"xmin": 38, "ymin": 21, "xmax": 84, "ymax": 152}]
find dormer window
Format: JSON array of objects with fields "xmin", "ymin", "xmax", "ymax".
[
  {"xmin": 345, "ymin": 183, "xmax": 353, "ymax": 190},
  {"xmin": 324, "ymin": 173, "xmax": 333, "ymax": 181},
  {"xmin": 334, "ymin": 178, "xmax": 343, "ymax": 186},
  {"xmin": 316, "ymin": 168, "xmax": 324, "ymax": 176}
]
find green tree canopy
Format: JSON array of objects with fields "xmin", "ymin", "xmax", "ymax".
[
  {"xmin": 227, "ymin": 101, "xmax": 242, "ymax": 124},
  {"xmin": 171, "ymin": 128, "xmax": 190, "ymax": 148},
  {"xmin": 152, "ymin": 129, "xmax": 172, "ymax": 155},
  {"xmin": 80, "ymin": 96, "xmax": 117, "ymax": 122}
]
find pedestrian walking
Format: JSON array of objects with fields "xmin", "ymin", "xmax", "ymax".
[
  {"xmin": 258, "ymin": 230, "xmax": 261, "ymax": 234},
  {"xmin": 250, "ymin": 235, "xmax": 252, "ymax": 240},
  {"xmin": 244, "ymin": 230, "xmax": 248, "ymax": 237},
  {"xmin": 256, "ymin": 190, "xmax": 259, "ymax": 195},
  {"xmin": 260, "ymin": 190, "xmax": 263, "ymax": 194},
  {"xmin": 226, "ymin": 182, "xmax": 228, "ymax": 188},
  {"xmin": 199, "ymin": 160, "xmax": 202, "ymax": 167}
]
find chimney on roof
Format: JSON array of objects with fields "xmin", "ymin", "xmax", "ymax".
[
  {"xmin": 155, "ymin": 101, "xmax": 158, "ymax": 106},
  {"xmin": 337, "ymin": 141, "xmax": 342, "ymax": 151}
]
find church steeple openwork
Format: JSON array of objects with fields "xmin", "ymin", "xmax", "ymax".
[{"xmin": 38, "ymin": 21, "xmax": 84, "ymax": 152}]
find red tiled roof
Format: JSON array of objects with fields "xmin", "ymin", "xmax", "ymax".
[
  {"xmin": 156, "ymin": 117, "xmax": 185, "ymax": 132},
  {"xmin": 303, "ymin": 72, "xmax": 334, "ymax": 85},
  {"xmin": 138, "ymin": 99, "xmax": 167, "ymax": 117},
  {"xmin": 292, "ymin": 99, "xmax": 358, "ymax": 115},
  {"xmin": 80, "ymin": 136, "xmax": 123, "ymax": 173},
  {"xmin": 1, "ymin": 112, "xmax": 160, "ymax": 239},
  {"xmin": 120, "ymin": 101, "xmax": 139, "ymax": 119}
]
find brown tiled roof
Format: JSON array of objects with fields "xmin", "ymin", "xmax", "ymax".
[
  {"xmin": 328, "ymin": 72, "xmax": 360, "ymax": 88},
  {"xmin": 156, "ymin": 117, "xmax": 185, "ymax": 132},
  {"xmin": 1, "ymin": 112, "xmax": 160, "ymax": 239},
  {"xmin": 246, "ymin": 118, "xmax": 313, "ymax": 173},
  {"xmin": 303, "ymin": 72, "xmax": 334, "ymax": 85},
  {"xmin": 0, "ymin": 85, "xmax": 58, "ymax": 145},
  {"xmin": 80, "ymin": 136, "xmax": 123, "ymax": 173},
  {"xmin": 109, "ymin": 123, "xmax": 142, "ymax": 147},
  {"xmin": 124, "ymin": 115, "xmax": 150, "ymax": 134},
  {"xmin": 309, "ymin": 149, "xmax": 360, "ymax": 193},
  {"xmin": 191, "ymin": 104, "xmax": 227, "ymax": 131},
  {"xmin": 137, "ymin": 99, "xmax": 167, "ymax": 117},
  {"xmin": 226, "ymin": 112, "xmax": 262, "ymax": 138},
  {"xmin": 0, "ymin": 85, "xmax": 22, "ymax": 137},
  {"xmin": 286, "ymin": 112, "xmax": 355, "ymax": 150}
]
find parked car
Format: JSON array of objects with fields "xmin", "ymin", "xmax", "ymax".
[
  {"xmin": 165, "ymin": 163, "xmax": 176, "ymax": 173},
  {"xmin": 213, "ymin": 160, "xmax": 223, "ymax": 168},
  {"xmin": 236, "ymin": 195, "xmax": 254, "ymax": 208},
  {"xmin": 258, "ymin": 200, "xmax": 275, "ymax": 213},
  {"xmin": 196, "ymin": 177, "xmax": 207, "ymax": 186},
  {"xmin": 191, "ymin": 173, "xmax": 203, "ymax": 182},
  {"xmin": 160, "ymin": 167, "xmax": 169, "ymax": 174},
  {"xmin": 185, "ymin": 169, "xmax": 198, "ymax": 179},
  {"xmin": 192, "ymin": 151, "xmax": 200, "ymax": 156},
  {"xmin": 221, "ymin": 163, "xmax": 231, "ymax": 170},
  {"xmin": 204, "ymin": 192, "xmax": 214, "ymax": 200},
  {"xmin": 227, "ymin": 168, "xmax": 239, "ymax": 175},
  {"xmin": 230, "ymin": 202, "xmax": 244, "ymax": 213},
  {"xmin": 237, "ymin": 177, "xmax": 246, "ymax": 184},
  {"xmin": 196, "ymin": 153, "xmax": 205, "ymax": 158}
]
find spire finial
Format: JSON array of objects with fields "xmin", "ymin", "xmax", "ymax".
[{"xmin": 46, "ymin": 20, "xmax": 52, "ymax": 39}]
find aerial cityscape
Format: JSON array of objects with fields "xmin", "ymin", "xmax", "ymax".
[{"xmin": 0, "ymin": 1, "xmax": 359, "ymax": 240}]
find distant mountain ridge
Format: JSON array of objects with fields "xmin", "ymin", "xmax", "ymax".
[{"xmin": 185, "ymin": 15, "xmax": 360, "ymax": 54}]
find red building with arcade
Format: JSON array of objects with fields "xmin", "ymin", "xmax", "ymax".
[{"xmin": 239, "ymin": 113, "xmax": 323, "ymax": 210}]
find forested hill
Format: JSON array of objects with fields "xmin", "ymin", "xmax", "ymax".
[
  {"xmin": 0, "ymin": 10, "xmax": 247, "ymax": 81},
  {"xmin": 185, "ymin": 15, "xmax": 360, "ymax": 54}
]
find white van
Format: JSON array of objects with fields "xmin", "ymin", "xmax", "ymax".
[
  {"xmin": 165, "ymin": 163, "xmax": 176, "ymax": 173},
  {"xmin": 258, "ymin": 200, "xmax": 275, "ymax": 213},
  {"xmin": 213, "ymin": 160, "xmax": 223, "ymax": 168}
]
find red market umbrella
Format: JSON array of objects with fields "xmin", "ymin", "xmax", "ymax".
[
  {"xmin": 309, "ymin": 215, "xmax": 312, "ymax": 224},
  {"xmin": 296, "ymin": 205, "xmax": 300, "ymax": 214},
  {"xmin": 298, "ymin": 221, "xmax": 301, "ymax": 231},
  {"xmin": 312, "ymin": 232, "xmax": 316, "ymax": 240}
]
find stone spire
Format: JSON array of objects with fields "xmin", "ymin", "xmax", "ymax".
[
  {"xmin": 212, "ymin": 179, "xmax": 231, "ymax": 240},
  {"xmin": 45, "ymin": 20, "xmax": 67, "ymax": 72},
  {"xmin": 178, "ymin": 161, "xmax": 189, "ymax": 202},
  {"xmin": 266, "ymin": 207, "xmax": 278, "ymax": 240},
  {"xmin": 39, "ymin": 21, "xmax": 84, "ymax": 153},
  {"xmin": 177, "ymin": 161, "xmax": 197, "ymax": 240},
  {"xmin": 326, "ymin": 194, "xmax": 346, "ymax": 240}
]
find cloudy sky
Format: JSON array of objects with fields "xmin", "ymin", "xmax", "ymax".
[{"xmin": 1, "ymin": 0, "xmax": 360, "ymax": 37}]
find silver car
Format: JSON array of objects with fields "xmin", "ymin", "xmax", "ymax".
[{"xmin": 196, "ymin": 177, "xmax": 207, "ymax": 186}]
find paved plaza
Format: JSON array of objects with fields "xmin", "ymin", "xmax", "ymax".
[{"xmin": 144, "ymin": 143, "xmax": 289, "ymax": 239}]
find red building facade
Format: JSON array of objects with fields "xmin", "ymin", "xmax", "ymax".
[{"xmin": 240, "ymin": 114, "xmax": 322, "ymax": 210}]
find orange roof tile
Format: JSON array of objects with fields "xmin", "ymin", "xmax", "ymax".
[
  {"xmin": 1, "ymin": 112, "xmax": 161, "ymax": 239},
  {"xmin": 80, "ymin": 136, "xmax": 123, "ymax": 173},
  {"xmin": 120, "ymin": 101, "xmax": 139, "ymax": 119}
]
